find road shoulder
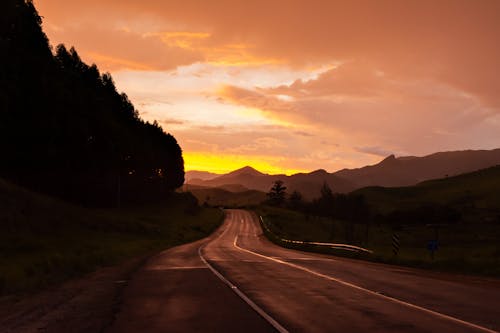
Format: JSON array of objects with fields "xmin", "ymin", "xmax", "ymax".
[{"xmin": 0, "ymin": 254, "xmax": 149, "ymax": 333}]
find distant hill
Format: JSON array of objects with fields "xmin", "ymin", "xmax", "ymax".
[
  {"xmin": 217, "ymin": 184, "xmax": 251, "ymax": 192},
  {"xmin": 335, "ymin": 149, "xmax": 500, "ymax": 188},
  {"xmin": 188, "ymin": 166, "xmax": 355, "ymax": 199},
  {"xmin": 354, "ymin": 165, "xmax": 500, "ymax": 223},
  {"xmin": 185, "ymin": 170, "xmax": 221, "ymax": 182},
  {"xmin": 182, "ymin": 183, "xmax": 250, "ymax": 193},
  {"xmin": 181, "ymin": 184, "xmax": 266, "ymax": 207},
  {"xmin": 222, "ymin": 166, "xmax": 267, "ymax": 178},
  {"xmin": 187, "ymin": 149, "xmax": 500, "ymax": 199}
]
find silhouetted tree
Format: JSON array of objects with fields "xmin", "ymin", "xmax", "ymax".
[
  {"xmin": 267, "ymin": 180, "xmax": 287, "ymax": 206},
  {"xmin": 184, "ymin": 192, "xmax": 200, "ymax": 215},
  {"xmin": 0, "ymin": 0, "xmax": 185, "ymax": 206},
  {"xmin": 288, "ymin": 190, "xmax": 304, "ymax": 210},
  {"xmin": 312, "ymin": 182, "xmax": 334, "ymax": 216},
  {"xmin": 304, "ymin": 183, "xmax": 373, "ymax": 242}
]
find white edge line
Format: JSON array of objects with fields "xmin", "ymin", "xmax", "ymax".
[
  {"xmin": 234, "ymin": 234, "xmax": 498, "ymax": 333},
  {"xmin": 198, "ymin": 219, "xmax": 289, "ymax": 333}
]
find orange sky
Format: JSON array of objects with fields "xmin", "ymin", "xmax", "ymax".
[{"xmin": 35, "ymin": 0, "xmax": 500, "ymax": 174}]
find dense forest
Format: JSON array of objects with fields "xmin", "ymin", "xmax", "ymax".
[{"xmin": 0, "ymin": 0, "xmax": 184, "ymax": 206}]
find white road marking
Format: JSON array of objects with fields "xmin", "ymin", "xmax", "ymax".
[
  {"xmin": 233, "ymin": 232, "xmax": 498, "ymax": 333},
  {"xmin": 198, "ymin": 219, "xmax": 289, "ymax": 333},
  {"xmin": 287, "ymin": 257, "xmax": 337, "ymax": 261},
  {"xmin": 149, "ymin": 266, "xmax": 207, "ymax": 270},
  {"xmin": 210, "ymin": 259, "xmax": 267, "ymax": 263}
]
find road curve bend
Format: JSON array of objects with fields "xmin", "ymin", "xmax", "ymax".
[{"xmin": 108, "ymin": 209, "xmax": 500, "ymax": 333}]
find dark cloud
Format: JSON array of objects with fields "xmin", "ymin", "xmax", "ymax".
[
  {"xmin": 294, "ymin": 131, "xmax": 314, "ymax": 137},
  {"xmin": 196, "ymin": 125, "xmax": 226, "ymax": 131},
  {"xmin": 161, "ymin": 118, "xmax": 184, "ymax": 125}
]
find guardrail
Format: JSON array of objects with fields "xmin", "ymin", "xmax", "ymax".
[{"xmin": 259, "ymin": 216, "xmax": 373, "ymax": 254}]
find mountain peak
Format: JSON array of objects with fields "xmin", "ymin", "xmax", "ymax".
[
  {"xmin": 227, "ymin": 166, "xmax": 265, "ymax": 177},
  {"xmin": 310, "ymin": 169, "xmax": 328, "ymax": 175},
  {"xmin": 185, "ymin": 170, "xmax": 220, "ymax": 182},
  {"xmin": 380, "ymin": 154, "xmax": 397, "ymax": 164}
]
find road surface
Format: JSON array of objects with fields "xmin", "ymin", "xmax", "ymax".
[{"xmin": 108, "ymin": 209, "xmax": 500, "ymax": 332}]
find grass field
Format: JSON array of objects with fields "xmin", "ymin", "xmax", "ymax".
[
  {"xmin": 257, "ymin": 206, "xmax": 500, "ymax": 277},
  {"xmin": 0, "ymin": 178, "xmax": 224, "ymax": 296}
]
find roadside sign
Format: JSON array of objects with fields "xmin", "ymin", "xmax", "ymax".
[
  {"xmin": 427, "ymin": 240, "xmax": 439, "ymax": 251},
  {"xmin": 392, "ymin": 233, "xmax": 400, "ymax": 256},
  {"xmin": 427, "ymin": 239, "xmax": 439, "ymax": 260}
]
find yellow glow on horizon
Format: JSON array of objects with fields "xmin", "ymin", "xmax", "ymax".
[{"xmin": 184, "ymin": 151, "xmax": 306, "ymax": 175}]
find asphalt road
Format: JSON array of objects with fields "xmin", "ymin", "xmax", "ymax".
[{"xmin": 108, "ymin": 209, "xmax": 500, "ymax": 332}]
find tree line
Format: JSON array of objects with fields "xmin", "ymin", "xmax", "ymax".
[
  {"xmin": 0, "ymin": 0, "xmax": 184, "ymax": 206},
  {"xmin": 266, "ymin": 180, "xmax": 461, "ymax": 241},
  {"xmin": 267, "ymin": 181, "xmax": 370, "ymax": 221}
]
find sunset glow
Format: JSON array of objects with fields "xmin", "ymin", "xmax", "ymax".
[
  {"xmin": 35, "ymin": 0, "xmax": 500, "ymax": 174},
  {"xmin": 183, "ymin": 152, "xmax": 306, "ymax": 175}
]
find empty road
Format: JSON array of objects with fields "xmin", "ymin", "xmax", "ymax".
[{"xmin": 108, "ymin": 209, "xmax": 500, "ymax": 332}]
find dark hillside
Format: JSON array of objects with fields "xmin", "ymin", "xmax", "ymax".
[
  {"xmin": 0, "ymin": 0, "xmax": 184, "ymax": 206},
  {"xmin": 335, "ymin": 149, "xmax": 500, "ymax": 188},
  {"xmin": 187, "ymin": 149, "xmax": 500, "ymax": 199},
  {"xmin": 0, "ymin": 177, "xmax": 222, "ymax": 295},
  {"xmin": 182, "ymin": 185, "xmax": 266, "ymax": 207},
  {"xmin": 258, "ymin": 168, "xmax": 500, "ymax": 276},
  {"xmin": 189, "ymin": 166, "xmax": 355, "ymax": 199},
  {"xmin": 355, "ymin": 165, "xmax": 500, "ymax": 223}
]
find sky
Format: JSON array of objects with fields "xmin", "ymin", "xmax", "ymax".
[{"xmin": 35, "ymin": 0, "xmax": 500, "ymax": 175}]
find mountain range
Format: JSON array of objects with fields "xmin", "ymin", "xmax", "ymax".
[{"xmin": 186, "ymin": 148, "xmax": 500, "ymax": 199}]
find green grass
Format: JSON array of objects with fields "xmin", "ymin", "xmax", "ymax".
[
  {"xmin": 0, "ymin": 179, "xmax": 224, "ymax": 295},
  {"xmin": 257, "ymin": 206, "xmax": 500, "ymax": 277}
]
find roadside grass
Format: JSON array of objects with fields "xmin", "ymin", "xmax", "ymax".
[
  {"xmin": 256, "ymin": 206, "xmax": 500, "ymax": 277},
  {"xmin": 0, "ymin": 179, "xmax": 224, "ymax": 296}
]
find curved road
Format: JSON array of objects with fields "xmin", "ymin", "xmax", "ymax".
[{"xmin": 108, "ymin": 209, "xmax": 500, "ymax": 332}]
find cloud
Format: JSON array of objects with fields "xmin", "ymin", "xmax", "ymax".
[
  {"xmin": 267, "ymin": 61, "xmax": 385, "ymax": 99},
  {"xmin": 37, "ymin": 0, "xmax": 500, "ymax": 110},
  {"xmin": 160, "ymin": 118, "xmax": 184, "ymax": 125},
  {"xmin": 42, "ymin": 25, "xmax": 203, "ymax": 71},
  {"xmin": 294, "ymin": 131, "xmax": 314, "ymax": 137},
  {"xmin": 34, "ymin": 0, "xmax": 500, "ymax": 172},
  {"xmin": 215, "ymin": 61, "xmax": 499, "ymax": 157},
  {"xmin": 218, "ymin": 85, "xmax": 293, "ymax": 115},
  {"xmin": 196, "ymin": 125, "xmax": 226, "ymax": 131}
]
